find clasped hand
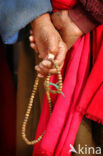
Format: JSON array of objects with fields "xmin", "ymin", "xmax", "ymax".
[{"xmin": 29, "ymin": 11, "xmax": 83, "ymax": 78}]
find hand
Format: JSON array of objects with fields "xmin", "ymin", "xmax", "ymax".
[
  {"xmin": 30, "ymin": 13, "xmax": 67, "ymax": 78},
  {"xmin": 51, "ymin": 10, "xmax": 83, "ymax": 50}
]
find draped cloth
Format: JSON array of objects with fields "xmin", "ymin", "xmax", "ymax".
[{"xmin": 33, "ymin": 1, "xmax": 103, "ymax": 155}]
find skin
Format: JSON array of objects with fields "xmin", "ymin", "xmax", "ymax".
[
  {"xmin": 30, "ymin": 11, "xmax": 83, "ymax": 78},
  {"xmin": 31, "ymin": 13, "xmax": 67, "ymax": 77},
  {"xmin": 51, "ymin": 10, "xmax": 83, "ymax": 49}
]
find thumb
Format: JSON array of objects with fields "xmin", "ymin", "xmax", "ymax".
[{"xmin": 47, "ymin": 34, "xmax": 60, "ymax": 56}]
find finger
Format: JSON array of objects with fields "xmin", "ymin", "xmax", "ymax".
[
  {"xmin": 35, "ymin": 65, "xmax": 47, "ymax": 76},
  {"xmin": 54, "ymin": 41, "xmax": 67, "ymax": 66},
  {"xmin": 35, "ymin": 61, "xmax": 63, "ymax": 76},
  {"xmin": 29, "ymin": 35, "xmax": 35, "ymax": 42},
  {"xmin": 30, "ymin": 30, "xmax": 33, "ymax": 35},
  {"xmin": 37, "ymin": 73, "xmax": 45, "ymax": 78},
  {"xmin": 48, "ymin": 63, "xmax": 63, "ymax": 74},
  {"xmin": 39, "ymin": 41, "xmax": 67, "ymax": 71},
  {"xmin": 36, "ymin": 62, "xmax": 56, "ymax": 75},
  {"xmin": 37, "ymin": 42, "xmax": 66, "ymax": 73},
  {"xmin": 38, "ymin": 64, "xmax": 57, "ymax": 75},
  {"xmin": 38, "ymin": 54, "xmax": 42, "ymax": 59},
  {"xmin": 39, "ymin": 63, "xmax": 50, "ymax": 74},
  {"xmin": 47, "ymin": 34, "xmax": 60, "ymax": 56},
  {"xmin": 41, "ymin": 60, "xmax": 53, "ymax": 69},
  {"xmin": 30, "ymin": 43, "xmax": 39, "ymax": 53},
  {"xmin": 30, "ymin": 43, "xmax": 36, "ymax": 49},
  {"xmin": 39, "ymin": 61, "xmax": 63, "ymax": 75}
]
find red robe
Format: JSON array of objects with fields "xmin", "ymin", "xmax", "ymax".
[{"xmin": 33, "ymin": 1, "xmax": 103, "ymax": 155}]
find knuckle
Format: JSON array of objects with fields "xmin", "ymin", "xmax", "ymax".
[{"xmin": 48, "ymin": 46, "xmax": 58, "ymax": 54}]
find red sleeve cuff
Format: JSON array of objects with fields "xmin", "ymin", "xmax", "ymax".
[{"xmin": 68, "ymin": 3, "xmax": 97, "ymax": 34}]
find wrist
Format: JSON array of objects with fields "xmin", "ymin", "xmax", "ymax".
[
  {"xmin": 31, "ymin": 13, "xmax": 51, "ymax": 28},
  {"xmin": 60, "ymin": 11, "xmax": 83, "ymax": 37},
  {"xmin": 69, "ymin": 18, "xmax": 83, "ymax": 37}
]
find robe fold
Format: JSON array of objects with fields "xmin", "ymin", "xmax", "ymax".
[{"xmin": 33, "ymin": 0, "xmax": 103, "ymax": 155}]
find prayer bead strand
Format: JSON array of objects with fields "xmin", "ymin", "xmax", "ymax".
[{"xmin": 22, "ymin": 59, "xmax": 63, "ymax": 145}]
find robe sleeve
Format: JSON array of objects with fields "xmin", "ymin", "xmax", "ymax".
[
  {"xmin": 69, "ymin": 0, "xmax": 103, "ymax": 33},
  {"xmin": 0, "ymin": 0, "xmax": 52, "ymax": 44}
]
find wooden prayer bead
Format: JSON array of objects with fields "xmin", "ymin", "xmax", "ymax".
[{"xmin": 21, "ymin": 58, "xmax": 63, "ymax": 145}]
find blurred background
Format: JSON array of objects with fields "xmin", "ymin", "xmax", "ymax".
[
  {"xmin": 0, "ymin": 42, "xmax": 20, "ymax": 156},
  {"xmin": 0, "ymin": 36, "xmax": 44, "ymax": 156}
]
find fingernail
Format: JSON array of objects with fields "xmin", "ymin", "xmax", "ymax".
[
  {"xmin": 39, "ymin": 63, "xmax": 44, "ymax": 69},
  {"xmin": 35, "ymin": 66, "xmax": 40, "ymax": 71},
  {"xmin": 48, "ymin": 53, "xmax": 55, "ymax": 60},
  {"xmin": 29, "ymin": 36, "xmax": 33, "ymax": 42},
  {"xmin": 42, "ymin": 60, "xmax": 48, "ymax": 66},
  {"xmin": 42, "ymin": 60, "xmax": 52, "ymax": 66},
  {"xmin": 38, "ymin": 55, "xmax": 42, "ymax": 58},
  {"xmin": 37, "ymin": 73, "xmax": 44, "ymax": 78},
  {"xmin": 30, "ymin": 43, "xmax": 35, "ymax": 49}
]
